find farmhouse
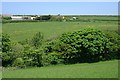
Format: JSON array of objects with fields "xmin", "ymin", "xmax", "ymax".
[{"xmin": 11, "ymin": 16, "xmax": 23, "ymax": 20}]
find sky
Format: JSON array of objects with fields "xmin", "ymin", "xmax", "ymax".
[
  {"xmin": 1, "ymin": 0, "xmax": 120, "ymax": 2},
  {"xmin": 2, "ymin": 2, "xmax": 118, "ymax": 15}
]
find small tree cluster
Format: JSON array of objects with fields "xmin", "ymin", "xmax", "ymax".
[
  {"xmin": 44, "ymin": 29, "xmax": 120, "ymax": 64},
  {"xmin": 35, "ymin": 15, "xmax": 51, "ymax": 21},
  {"xmin": 31, "ymin": 32, "xmax": 43, "ymax": 48}
]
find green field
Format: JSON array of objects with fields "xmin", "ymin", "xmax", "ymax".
[
  {"xmin": 3, "ymin": 60, "xmax": 118, "ymax": 78},
  {"xmin": 2, "ymin": 16, "xmax": 119, "ymax": 78},
  {"xmin": 2, "ymin": 21, "xmax": 118, "ymax": 42}
]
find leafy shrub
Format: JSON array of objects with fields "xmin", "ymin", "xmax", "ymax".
[
  {"xmin": 1, "ymin": 52, "xmax": 12, "ymax": 66},
  {"xmin": 12, "ymin": 58, "xmax": 25, "ymax": 68},
  {"xmin": 47, "ymin": 52, "xmax": 62, "ymax": 64},
  {"xmin": 2, "ymin": 34, "xmax": 11, "ymax": 52},
  {"xmin": 104, "ymin": 31, "xmax": 120, "ymax": 59},
  {"xmin": 1, "ymin": 51, "xmax": 21, "ymax": 67},
  {"xmin": 23, "ymin": 47, "xmax": 43, "ymax": 67},
  {"xmin": 42, "ymin": 52, "xmax": 63, "ymax": 66},
  {"xmin": 44, "ymin": 40, "xmax": 78, "ymax": 63},
  {"xmin": 11, "ymin": 42, "xmax": 24, "ymax": 58},
  {"xmin": 44, "ymin": 40, "xmax": 59, "ymax": 53},
  {"xmin": 31, "ymin": 32, "xmax": 43, "ymax": 48},
  {"xmin": 59, "ymin": 28, "xmax": 116, "ymax": 63},
  {"xmin": 2, "ymin": 34, "xmax": 13, "ymax": 66},
  {"xmin": 104, "ymin": 31, "xmax": 120, "ymax": 44},
  {"xmin": 55, "ymin": 42, "xmax": 78, "ymax": 64}
]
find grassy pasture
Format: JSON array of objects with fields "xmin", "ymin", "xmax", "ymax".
[
  {"xmin": 3, "ymin": 60, "xmax": 118, "ymax": 78},
  {"xmin": 2, "ymin": 21, "xmax": 118, "ymax": 41},
  {"xmin": 2, "ymin": 16, "xmax": 119, "ymax": 78},
  {"xmin": 73, "ymin": 16, "xmax": 118, "ymax": 21}
]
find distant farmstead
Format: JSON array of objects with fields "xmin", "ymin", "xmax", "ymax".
[
  {"xmin": 11, "ymin": 16, "xmax": 23, "ymax": 20},
  {"xmin": 11, "ymin": 16, "xmax": 36, "ymax": 20}
]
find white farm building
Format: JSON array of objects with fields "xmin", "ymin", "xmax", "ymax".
[
  {"xmin": 11, "ymin": 16, "xmax": 36, "ymax": 20},
  {"xmin": 31, "ymin": 17, "xmax": 36, "ymax": 20},
  {"xmin": 11, "ymin": 16, "xmax": 23, "ymax": 20}
]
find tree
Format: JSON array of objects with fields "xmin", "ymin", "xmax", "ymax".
[
  {"xmin": 59, "ymin": 28, "xmax": 115, "ymax": 63},
  {"xmin": 41, "ymin": 15, "xmax": 51, "ymax": 20},
  {"xmin": 2, "ymin": 16, "xmax": 12, "ymax": 20},
  {"xmin": 2, "ymin": 34, "xmax": 11, "ymax": 52},
  {"xmin": 35, "ymin": 15, "xmax": 51, "ymax": 21},
  {"xmin": 1, "ymin": 34, "xmax": 13, "ymax": 66},
  {"xmin": 31, "ymin": 32, "xmax": 43, "ymax": 48}
]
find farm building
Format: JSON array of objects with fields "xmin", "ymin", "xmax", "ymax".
[
  {"xmin": 31, "ymin": 17, "xmax": 36, "ymax": 20},
  {"xmin": 72, "ymin": 17, "xmax": 77, "ymax": 20},
  {"xmin": 11, "ymin": 16, "xmax": 23, "ymax": 20},
  {"xmin": 11, "ymin": 16, "xmax": 35, "ymax": 20},
  {"xmin": 69, "ymin": 17, "xmax": 77, "ymax": 21}
]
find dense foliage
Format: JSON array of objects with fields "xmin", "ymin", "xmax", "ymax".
[
  {"xmin": 1, "ymin": 28, "xmax": 120, "ymax": 67},
  {"xmin": 1, "ymin": 34, "xmax": 12, "ymax": 66},
  {"xmin": 59, "ymin": 29, "xmax": 119, "ymax": 63},
  {"xmin": 2, "ymin": 16, "xmax": 12, "ymax": 20},
  {"xmin": 31, "ymin": 32, "xmax": 43, "ymax": 48},
  {"xmin": 2, "ymin": 34, "xmax": 11, "ymax": 52}
]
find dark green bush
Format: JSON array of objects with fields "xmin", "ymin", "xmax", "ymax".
[
  {"xmin": 44, "ymin": 40, "xmax": 59, "ymax": 53},
  {"xmin": 43, "ymin": 29, "xmax": 120, "ymax": 63},
  {"xmin": 1, "ymin": 41, "xmax": 25, "ymax": 67},
  {"xmin": 104, "ymin": 31, "xmax": 120, "ymax": 59},
  {"xmin": 2, "ymin": 34, "xmax": 11, "ymax": 52},
  {"xmin": 12, "ymin": 58, "xmax": 25, "ymax": 68},
  {"xmin": 2, "ymin": 34, "xmax": 13, "ymax": 66},
  {"xmin": 23, "ymin": 46, "xmax": 43, "ymax": 67},
  {"xmin": 34, "ymin": 15, "xmax": 51, "ymax": 21},
  {"xmin": 41, "ymin": 15, "xmax": 51, "ymax": 20},
  {"xmin": 47, "ymin": 52, "xmax": 62, "ymax": 65},
  {"xmin": 1, "ymin": 52, "xmax": 13, "ymax": 66},
  {"xmin": 44, "ymin": 40, "xmax": 78, "ymax": 63},
  {"xmin": 42, "ymin": 52, "xmax": 63, "ymax": 66},
  {"xmin": 59, "ymin": 28, "xmax": 117, "ymax": 63},
  {"xmin": 104, "ymin": 31, "xmax": 120, "ymax": 44},
  {"xmin": 2, "ymin": 16, "xmax": 11, "ymax": 20}
]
